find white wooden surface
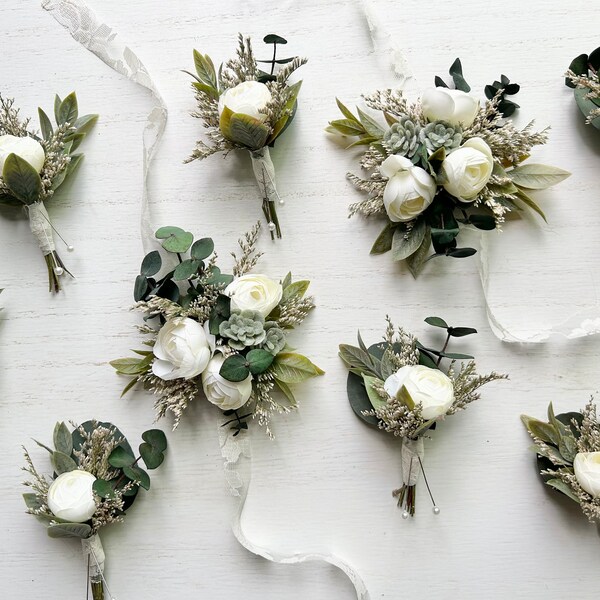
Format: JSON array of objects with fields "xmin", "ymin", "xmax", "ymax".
[{"xmin": 1, "ymin": 1, "xmax": 600, "ymax": 598}]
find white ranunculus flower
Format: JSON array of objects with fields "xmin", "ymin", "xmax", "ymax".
[
  {"xmin": 47, "ymin": 470, "xmax": 97, "ymax": 523},
  {"xmin": 202, "ymin": 353, "xmax": 253, "ymax": 411},
  {"xmin": 573, "ymin": 452, "xmax": 600, "ymax": 497},
  {"xmin": 225, "ymin": 274, "xmax": 283, "ymax": 318},
  {"xmin": 218, "ymin": 81, "xmax": 272, "ymax": 122},
  {"xmin": 441, "ymin": 137, "xmax": 494, "ymax": 201},
  {"xmin": 0, "ymin": 134, "xmax": 45, "ymax": 173},
  {"xmin": 421, "ymin": 88, "xmax": 480, "ymax": 127},
  {"xmin": 380, "ymin": 155, "xmax": 437, "ymax": 222},
  {"xmin": 384, "ymin": 365, "xmax": 454, "ymax": 420},
  {"xmin": 152, "ymin": 317, "xmax": 213, "ymax": 381}
]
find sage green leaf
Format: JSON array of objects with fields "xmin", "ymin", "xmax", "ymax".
[
  {"xmin": 356, "ymin": 108, "xmax": 385, "ymax": 138},
  {"xmin": 139, "ymin": 443, "xmax": 164, "ymax": 470},
  {"xmin": 53, "ymin": 94, "xmax": 62, "ymax": 124},
  {"xmin": 281, "ymin": 280, "xmax": 309, "ymax": 303},
  {"xmin": 142, "ymin": 429, "xmax": 168, "ymax": 452},
  {"xmin": 513, "ymin": 188, "xmax": 547, "ymax": 222},
  {"xmin": 533, "ymin": 443, "xmax": 570, "ymax": 466},
  {"xmin": 156, "ymin": 226, "xmax": 194, "ymax": 253},
  {"xmin": 247, "ymin": 348, "xmax": 275, "ymax": 374},
  {"xmin": 271, "ymin": 352, "xmax": 324, "ymax": 383},
  {"xmin": 23, "ymin": 493, "xmax": 44, "ymax": 511},
  {"xmin": 120, "ymin": 376, "xmax": 140, "ymax": 397},
  {"xmin": 274, "ymin": 378, "xmax": 297, "ymax": 406},
  {"xmin": 38, "ymin": 108, "xmax": 53, "ymax": 140},
  {"xmin": 509, "ymin": 164, "xmax": 571, "ymax": 189},
  {"xmin": 425, "ymin": 316, "xmax": 448, "ymax": 329},
  {"xmin": 228, "ymin": 113, "xmax": 270, "ymax": 150},
  {"xmin": 108, "ymin": 445, "xmax": 135, "ymax": 468},
  {"xmin": 48, "ymin": 523, "xmax": 92, "ymax": 539},
  {"xmin": 52, "ymin": 451, "xmax": 77, "ymax": 474},
  {"xmin": 190, "ymin": 237, "xmax": 214, "ymax": 260},
  {"xmin": 328, "ymin": 118, "xmax": 366, "ymax": 136},
  {"xmin": 392, "ymin": 220, "xmax": 426, "ymax": 262},
  {"xmin": 58, "ymin": 92, "xmax": 78, "ymax": 124},
  {"xmin": 92, "ymin": 479, "xmax": 116, "ymax": 499},
  {"xmin": 219, "ymin": 354, "xmax": 250, "ymax": 382},
  {"xmin": 335, "ymin": 98, "xmax": 361, "ymax": 124},
  {"xmin": 73, "ymin": 113, "xmax": 98, "ymax": 133},
  {"xmin": 0, "ymin": 193, "xmax": 23, "ymax": 206},
  {"xmin": 347, "ymin": 372, "xmax": 380, "ymax": 428},
  {"xmin": 574, "ymin": 87, "xmax": 600, "ymax": 129},
  {"xmin": 362, "ymin": 374, "xmax": 386, "ymax": 410},
  {"xmin": 2, "ymin": 153, "xmax": 42, "ymax": 204},
  {"xmin": 338, "ymin": 344, "xmax": 379, "ymax": 377},
  {"xmin": 124, "ymin": 465, "xmax": 150, "ymax": 490},
  {"xmin": 281, "ymin": 272, "xmax": 292, "ymax": 289},
  {"xmin": 140, "ymin": 251, "xmax": 161, "ymax": 277},
  {"xmin": 173, "ymin": 259, "xmax": 201, "ymax": 280},
  {"xmin": 110, "ymin": 356, "xmax": 152, "ymax": 376},
  {"xmin": 53, "ymin": 422, "xmax": 73, "ymax": 456},
  {"xmin": 370, "ymin": 223, "xmax": 394, "ymax": 254},
  {"xmin": 193, "ymin": 49, "xmax": 219, "ymax": 92},
  {"xmin": 520, "ymin": 415, "xmax": 560, "ymax": 446},
  {"xmin": 406, "ymin": 225, "xmax": 431, "ymax": 278},
  {"xmin": 546, "ymin": 478, "xmax": 580, "ymax": 503}
]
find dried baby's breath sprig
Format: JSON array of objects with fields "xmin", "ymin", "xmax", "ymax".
[
  {"xmin": 446, "ymin": 361, "xmax": 507, "ymax": 415},
  {"xmin": 277, "ymin": 294, "xmax": 316, "ymax": 329},
  {"xmin": 0, "ymin": 94, "xmax": 32, "ymax": 136},
  {"xmin": 231, "ymin": 221, "xmax": 263, "ymax": 276},
  {"xmin": 565, "ymin": 66, "xmax": 600, "ymax": 125}
]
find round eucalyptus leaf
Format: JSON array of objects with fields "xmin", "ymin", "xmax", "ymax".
[
  {"xmin": 173, "ymin": 259, "xmax": 201, "ymax": 281},
  {"xmin": 108, "ymin": 445, "xmax": 135, "ymax": 468},
  {"xmin": 191, "ymin": 237, "xmax": 214, "ymax": 260},
  {"xmin": 134, "ymin": 274, "xmax": 149, "ymax": 301},
  {"xmin": 247, "ymin": 348, "xmax": 275, "ymax": 374},
  {"xmin": 424, "ymin": 316, "xmax": 448, "ymax": 329},
  {"xmin": 141, "ymin": 429, "xmax": 168, "ymax": 452},
  {"xmin": 124, "ymin": 465, "xmax": 150, "ymax": 490},
  {"xmin": 92, "ymin": 478, "xmax": 116, "ymax": 499},
  {"xmin": 139, "ymin": 443, "xmax": 164, "ymax": 470},
  {"xmin": 220, "ymin": 354, "xmax": 250, "ymax": 382},
  {"xmin": 263, "ymin": 34, "xmax": 287, "ymax": 45},
  {"xmin": 140, "ymin": 251, "xmax": 162, "ymax": 277},
  {"xmin": 156, "ymin": 226, "xmax": 194, "ymax": 253}
]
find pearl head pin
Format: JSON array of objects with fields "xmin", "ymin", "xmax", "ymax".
[
  {"xmin": 401, "ymin": 510, "xmax": 409, "ymax": 519},
  {"xmin": 54, "ymin": 267, "xmax": 64, "ymax": 276},
  {"xmin": 268, "ymin": 221, "xmax": 276, "ymax": 232}
]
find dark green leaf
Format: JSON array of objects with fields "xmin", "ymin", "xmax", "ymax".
[
  {"xmin": 447, "ymin": 326, "xmax": 477, "ymax": 337},
  {"xmin": 468, "ymin": 214, "xmax": 496, "ymax": 230},
  {"xmin": 173, "ymin": 259, "xmax": 201, "ymax": 281},
  {"xmin": 347, "ymin": 371, "xmax": 381, "ymax": 428},
  {"xmin": 439, "ymin": 351, "xmax": 474, "ymax": 360},
  {"xmin": 2, "ymin": 153, "xmax": 42, "ymax": 204},
  {"xmin": 246, "ymin": 348, "xmax": 275, "ymax": 374},
  {"xmin": 134, "ymin": 275, "xmax": 149, "ymax": 301},
  {"xmin": 264, "ymin": 34, "xmax": 288, "ymax": 44},
  {"xmin": 190, "ymin": 237, "xmax": 214, "ymax": 260},
  {"xmin": 123, "ymin": 465, "xmax": 150, "ymax": 490},
  {"xmin": 449, "ymin": 58, "xmax": 471, "ymax": 92},
  {"xmin": 108, "ymin": 445, "xmax": 136, "ymax": 468},
  {"xmin": 418, "ymin": 351, "xmax": 438, "ymax": 369},
  {"xmin": 424, "ymin": 316, "xmax": 448, "ymax": 329},
  {"xmin": 370, "ymin": 223, "xmax": 394, "ymax": 254},
  {"xmin": 209, "ymin": 294, "xmax": 231, "ymax": 335},
  {"xmin": 139, "ymin": 443, "xmax": 164, "ymax": 469},
  {"xmin": 220, "ymin": 354, "xmax": 250, "ymax": 382},
  {"xmin": 141, "ymin": 429, "xmax": 167, "ymax": 452},
  {"xmin": 589, "ymin": 46, "xmax": 600, "ymax": 71},
  {"xmin": 447, "ymin": 247, "xmax": 476, "ymax": 258},
  {"xmin": 434, "ymin": 76, "xmax": 448, "ymax": 88},
  {"xmin": 38, "ymin": 108, "xmax": 53, "ymax": 140},
  {"xmin": 93, "ymin": 479, "xmax": 116, "ymax": 499},
  {"xmin": 58, "ymin": 92, "xmax": 78, "ymax": 125},
  {"xmin": 155, "ymin": 279, "xmax": 180, "ymax": 303},
  {"xmin": 140, "ymin": 251, "xmax": 161, "ymax": 277}
]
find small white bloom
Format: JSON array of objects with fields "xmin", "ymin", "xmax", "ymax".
[
  {"xmin": 225, "ymin": 274, "xmax": 283, "ymax": 318},
  {"xmin": 380, "ymin": 155, "xmax": 437, "ymax": 222},
  {"xmin": 218, "ymin": 81, "xmax": 272, "ymax": 122},
  {"xmin": 441, "ymin": 137, "xmax": 494, "ymax": 201},
  {"xmin": 0, "ymin": 134, "xmax": 45, "ymax": 173},
  {"xmin": 47, "ymin": 470, "xmax": 97, "ymax": 523},
  {"xmin": 573, "ymin": 452, "xmax": 600, "ymax": 497},
  {"xmin": 152, "ymin": 317, "xmax": 213, "ymax": 381},
  {"xmin": 421, "ymin": 88, "xmax": 480, "ymax": 127},
  {"xmin": 202, "ymin": 353, "xmax": 253, "ymax": 410},
  {"xmin": 384, "ymin": 365, "xmax": 454, "ymax": 420}
]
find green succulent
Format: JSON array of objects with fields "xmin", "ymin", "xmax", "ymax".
[
  {"xmin": 261, "ymin": 322, "xmax": 286, "ymax": 355},
  {"xmin": 420, "ymin": 121, "xmax": 462, "ymax": 153},
  {"xmin": 383, "ymin": 116, "xmax": 421, "ymax": 157},
  {"xmin": 219, "ymin": 310, "xmax": 266, "ymax": 350}
]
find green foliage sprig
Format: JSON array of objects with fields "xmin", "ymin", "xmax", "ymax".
[
  {"xmin": 111, "ymin": 224, "xmax": 323, "ymax": 435},
  {"xmin": 565, "ymin": 47, "xmax": 600, "ymax": 129},
  {"xmin": 0, "ymin": 92, "xmax": 97, "ymax": 291},
  {"xmin": 328, "ymin": 59, "xmax": 569, "ymax": 277},
  {"xmin": 522, "ymin": 401, "xmax": 600, "ymax": 523}
]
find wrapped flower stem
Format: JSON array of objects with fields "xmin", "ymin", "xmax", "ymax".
[
  {"xmin": 82, "ymin": 534, "xmax": 106, "ymax": 600},
  {"xmin": 251, "ymin": 147, "xmax": 281, "ymax": 239},
  {"xmin": 393, "ymin": 437, "xmax": 424, "ymax": 515}
]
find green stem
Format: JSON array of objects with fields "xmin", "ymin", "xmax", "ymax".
[
  {"xmin": 270, "ymin": 43, "xmax": 277, "ymax": 75},
  {"xmin": 90, "ymin": 579, "xmax": 104, "ymax": 600},
  {"xmin": 436, "ymin": 332, "xmax": 451, "ymax": 367}
]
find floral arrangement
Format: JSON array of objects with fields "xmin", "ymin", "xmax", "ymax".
[
  {"xmin": 111, "ymin": 223, "xmax": 323, "ymax": 435},
  {"xmin": 340, "ymin": 316, "xmax": 506, "ymax": 516},
  {"xmin": 186, "ymin": 34, "xmax": 306, "ymax": 238},
  {"xmin": 327, "ymin": 59, "xmax": 570, "ymax": 276},
  {"xmin": 0, "ymin": 92, "xmax": 97, "ymax": 291},
  {"xmin": 565, "ymin": 47, "xmax": 600, "ymax": 129},
  {"xmin": 522, "ymin": 401, "xmax": 600, "ymax": 523},
  {"xmin": 22, "ymin": 420, "xmax": 167, "ymax": 600}
]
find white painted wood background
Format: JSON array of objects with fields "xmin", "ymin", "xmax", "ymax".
[{"xmin": 1, "ymin": 0, "xmax": 600, "ymax": 598}]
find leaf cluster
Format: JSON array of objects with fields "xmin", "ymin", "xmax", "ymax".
[{"xmin": 565, "ymin": 47, "xmax": 600, "ymax": 129}]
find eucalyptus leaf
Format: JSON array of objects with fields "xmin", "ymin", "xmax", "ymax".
[
  {"xmin": 123, "ymin": 465, "xmax": 150, "ymax": 490},
  {"xmin": 347, "ymin": 372, "xmax": 381, "ymax": 428},
  {"xmin": 392, "ymin": 220, "xmax": 426, "ymax": 262},
  {"xmin": 220, "ymin": 354, "xmax": 250, "ymax": 382},
  {"xmin": 247, "ymin": 348, "xmax": 275, "ymax": 374},
  {"xmin": 190, "ymin": 237, "xmax": 214, "ymax": 260},
  {"xmin": 108, "ymin": 445, "xmax": 136, "ymax": 468},
  {"xmin": 424, "ymin": 316, "xmax": 448, "ymax": 329},
  {"xmin": 134, "ymin": 274, "xmax": 149, "ymax": 301},
  {"xmin": 92, "ymin": 479, "xmax": 116, "ymax": 499},
  {"xmin": 140, "ymin": 251, "xmax": 161, "ymax": 277},
  {"xmin": 139, "ymin": 443, "xmax": 165, "ymax": 470},
  {"xmin": 173, "ymin": 259, "xmax": 201, "ymax": 281},
  {"xmin": 447, "ymin": 326, "xmax": 477, "ymax": 337},
  {"xmin": 141, "ymin": 429, "xmax": 167, "ymax": 452},
  {"xmin": 156, "ymin": 226, "xmax": 194, "ymax": 253}
]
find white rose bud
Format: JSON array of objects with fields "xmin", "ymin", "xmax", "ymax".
[
  {"xmin": 380, "ymin": 155, "xmax": 437, "ymax": 222},
  {"xmin": 441, "ymin": 137, "xmax": 494, "ymax": 201},
  {"xmin": 225, "ymin": 274, "xmax": 283, "ymax": 318},
  {"xmin": 384, "ymin": 365, "xmax": 454, "ymax": 420},
  {"xmin": 152, "ymin": 317, "xmax": 213, "ymax": 381},
  {"xmin": 202, "ymin": 353, "xmax": 253, "ymax": 411},
  {"xmin": 47, "ymin": 470, "xmax": 97, "ymax": 523},
  {"xmin": 0, "ymin": 134, "xmax": 45, "ymax": 173},
  {"xmin": 218, "ymin": 81, "xmax": 272, "ymax": 122},
  {"xmin": 573, "ymin": 452, "xmax": 600, "ymax": 497},
  {"xmin": 421, "ymin": 88, "xmax": 480, "ymax": 127}
]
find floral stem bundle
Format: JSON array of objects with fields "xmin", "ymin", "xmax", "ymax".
[
  {"xmin": 0, "ymin": 92, "xmax": 97, "ymax": 291},
  {"xmin": 522, "ymin": 401, "xmax": 600, "ymax": 523},
  {"xmin": 22, "ymin": 420, "xmax": 167, "ymax": 599},
  {"xmin": 111, "ymin": 223, "xmax": 323, "ymax": 435},
  {"xmin": 186, "ymin": 34, "xmax": 306, "ymax": 239},
  {"xmin": 565, "ymin": 47, "xmax": 600, "ymax": 129},
  {"xmin": 327, "ymin": 59, "xmax": 570, "ymax": 277},
  {"xmin": 340, "ymin": 316, "xmax": 506, "ymax": 516}
]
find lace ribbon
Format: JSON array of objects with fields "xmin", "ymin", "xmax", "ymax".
[
  {"xmin": 27, "ymin": 202, "xmax": 55, "ymax": 255},
  {"xmin": 401, "ymin": 437, "xmax": 424, "ymax": 486},
  {"xmin": 43, "ymin": 1, "xmax": 369, "ymax": 597}
]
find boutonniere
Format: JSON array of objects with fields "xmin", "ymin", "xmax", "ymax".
[
  {"xmin": 565, "ymin": 47, "xmax": 600, "ymax": 129},
  {"xmin": 185, "ymin": 34, "xmax": 306, "ymax": 239},
  {"xmin": 22, "ymin": 420, "xmax": 167, "ymax": 600},
  {"xmin": 111, "ymin": 223, "xmax": 323, "ymax": 435},
  {"xmin": 340, "ymin": 316, "xmax": 506, "ymax": 516},
  {"xmin": 328, "ymin": 59, "xmax": 570, "ymax": 277},
  {"xmin": 0, "ymin": 92, "xmax": 97, "ymax": 291},
  {"xmin": 522, "ymin": 401, "xmax": 600, "ymax": 523}
]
